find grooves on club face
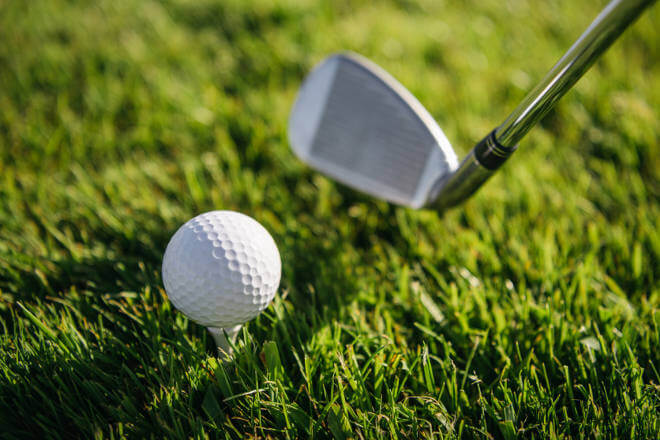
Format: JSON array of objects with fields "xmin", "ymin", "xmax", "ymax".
[{"xmin": 288, "ymin": 53, "xmax": 459, "ymax": 209}]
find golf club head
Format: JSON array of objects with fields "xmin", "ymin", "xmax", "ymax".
[{"xmin": 288, "ymin": 53, "xmax": 458, "ymax": 209}]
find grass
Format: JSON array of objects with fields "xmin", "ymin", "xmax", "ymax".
[{"xmin": 0, "ymin": 0, "xmax": 658, "ymax": 437}]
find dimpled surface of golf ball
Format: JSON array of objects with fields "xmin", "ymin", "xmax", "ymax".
[{"xmin": 162, "ymin": 210, "xmax": 281, "ymax": 329}]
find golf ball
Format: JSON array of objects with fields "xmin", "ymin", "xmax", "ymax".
[{"xmin": 162, "ymin": 210, "xmax": 281, "ymax": 329}]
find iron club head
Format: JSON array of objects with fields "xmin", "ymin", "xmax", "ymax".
[
  {"xmin": 288, "ymin": 53, "xmax": 459, "ymax": 209},
  {"xmin": 288, "ymin": 2, "xmax": 652, "ymax": 212}
]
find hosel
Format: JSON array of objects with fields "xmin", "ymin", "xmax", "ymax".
[{"xmin": 430, "ymin": 130, "xmax": 516, "ymax": 211}]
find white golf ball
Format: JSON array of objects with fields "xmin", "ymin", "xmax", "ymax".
[{"xmin": 162, "ymin": 210, "xmax": 281, "ymax": 329}]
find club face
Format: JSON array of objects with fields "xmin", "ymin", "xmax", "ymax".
[{"xmin": 288, "ymin": 53, "xmax": 458, "ymax": 208}]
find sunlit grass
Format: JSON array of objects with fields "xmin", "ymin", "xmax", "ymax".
[{"xmin": 0, "ymin": 0, "xmax": 658, "ymax": 437}]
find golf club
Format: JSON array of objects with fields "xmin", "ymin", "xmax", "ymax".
[{"xmin": 288, "ymin": 0, "xmax": 654, "ymax": 210}]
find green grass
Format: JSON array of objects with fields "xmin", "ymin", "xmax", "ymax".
[{"xmin": 1, "ymin": 0, "xmax": 658, "ymax": 437}]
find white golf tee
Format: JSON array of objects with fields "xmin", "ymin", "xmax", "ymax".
[{"xmin": 208, "ymin": 325, "xmax": 242, "ymax": 360}]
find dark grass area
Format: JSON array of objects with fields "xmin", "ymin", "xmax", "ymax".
[{"xmin": 0, "ymin": 0, "xmax": 658, "ymax": 437}]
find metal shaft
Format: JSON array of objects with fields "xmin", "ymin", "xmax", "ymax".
[
  {"xmin": 432, "ymin": 0, "xmax": 654, "ymax": 211},
  {"xmin": 495, "ymin": 0, "xmax": 654, "ymax": 147}
]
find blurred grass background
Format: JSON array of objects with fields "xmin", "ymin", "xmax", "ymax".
[{"xmin": 0, "ymin": 0, "xmax": 658, "ymax": 437}]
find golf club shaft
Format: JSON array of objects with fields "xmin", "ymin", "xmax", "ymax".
[{"xmin": 432, "ymin": 0, "xmax": 654, "ymax": 210}]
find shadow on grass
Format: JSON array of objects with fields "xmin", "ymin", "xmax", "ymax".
[{"xmin": 0, "ymin": 319, "xmax": 214, "ymax": 439}]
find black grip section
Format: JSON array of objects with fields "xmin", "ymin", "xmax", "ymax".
[{"xmin": 474, "ymin": 130, "xmax": 517, "ymax": 170}]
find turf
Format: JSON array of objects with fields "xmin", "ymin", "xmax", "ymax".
[{"xmin": 0, "ymin": 0, "xmax": 658, "ymax": 438}]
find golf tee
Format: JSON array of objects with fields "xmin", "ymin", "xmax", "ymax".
[{"xmin": 208, "ymin": 325, "xmax": 242, "ymax": 360}]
